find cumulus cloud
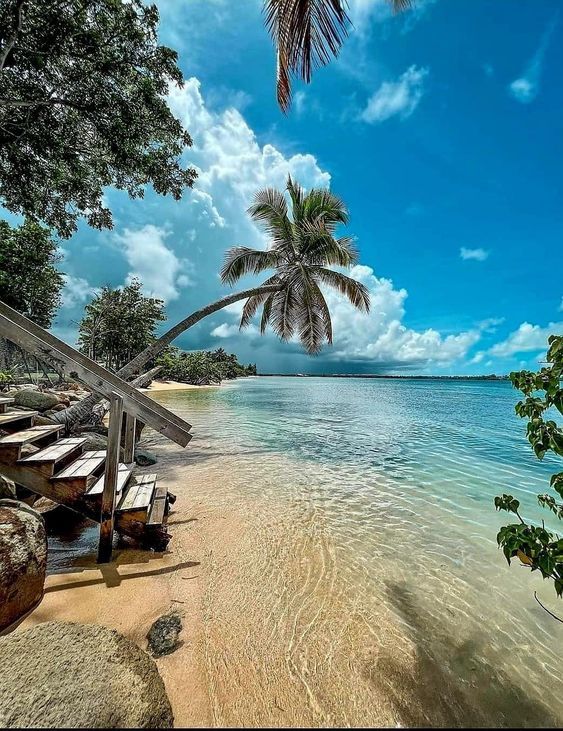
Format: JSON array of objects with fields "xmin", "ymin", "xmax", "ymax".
[
  {"xmin": 508, "ymin": 14, "xmax": 558, "ymax": 103},
  {"xmin": 360, "ymin": 66, "xmax": 428, "ymax": 124},
  {"xmin": 212, "ymin": 264, "xmax": 481, "ymax": 370},
  {"xmin": 115, "ymin": 224, "xmax": 193, "ymax": 302},
  {"xmin": 61, "ymin": 274, "xmax": 96, "ymax": 308},
  {"xmin": 489, "ymin": 321, "xmax": 563, "ymax": 357},
  {"xmin": 167, "ymin": 78, "xmax": 330, "ymax": 249},
  {"xmin": 460, "ymin": 247, "xmax": 489, "ymax": 262}
]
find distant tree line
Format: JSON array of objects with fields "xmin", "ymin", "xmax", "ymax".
[{"xmin": 156, "ymin": 347, "xmax": 256, "ymax": 386}]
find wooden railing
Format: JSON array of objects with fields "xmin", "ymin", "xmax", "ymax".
[{"xmin": 0, "ymin": 301, "xmax": 192, "ymax": 562}]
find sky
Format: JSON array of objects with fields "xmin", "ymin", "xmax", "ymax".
[{"xmin": 52, "ymin": 0, "xmax": 563, "ymax": 374}]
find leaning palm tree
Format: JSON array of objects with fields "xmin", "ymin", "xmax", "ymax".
[
  {"xmin": 117, "ymin": 176, "xmax": 369, "ymax": 379},
  {"xmin": 51, "ymin": 177, "xmax": 370, "ymax": 426},
  {"xmin": 264, "ymin": 0, "xmax": 412, "ymax": 111}
]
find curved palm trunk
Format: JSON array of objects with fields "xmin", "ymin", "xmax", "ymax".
[
  {"xmin": 50, "ymin": 284, "xmax": 283, "ymax": 429},
  {"xmin": 118, "ymin": 284, "xmax": 282, "ymax": 380}
]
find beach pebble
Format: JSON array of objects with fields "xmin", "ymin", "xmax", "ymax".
[
  {"xmin": 0, "ymin": 622, "xmax": 174, "ymax": 728},
  {"xmin": 147, "ymin": 612, "xmax": 183, "ymax": 657}
]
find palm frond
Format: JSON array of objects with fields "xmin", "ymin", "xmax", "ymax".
[
  {"xmin": 248, "ymin": 187, "xmax": 295, "ymax": 256},
  {"xmin": 310, "ymin": 278, "xmax": 333, "ymax": 345},
  {"xmin": 299, "ymin": 227, "xmax": 358, "ymax": 267},
  {"xmin": 294, "ymin": 265, "xmax": 327, "ymax": 354},
  {"xmin": 269, "ymin": 286, "xmax": 298, "ymax": 341},
  {"xmin": 260, "ymin": 292, "xmax": 276, "ymax": 334},
  {"xmin": 239, "ymin": 275, "xmax": 281, "ymax": 328},
  {"xmin": 220, "ymin": 247, "xmax": 282, "ymax": 285},
  {"xmin": 311, "ymin": 266, "xmax": 371, "ymax": 312},
  {"xmin": 286, "ymin": 175, "xmax": 305, "ymax": 223},
  {"xmin": 302, "ymin": 188, "xmax": 349, "ymax": 228}
]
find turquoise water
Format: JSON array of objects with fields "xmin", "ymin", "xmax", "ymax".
[{"xmin": 153, "ymin": 376, "xmax": 563, "ymax": 726}]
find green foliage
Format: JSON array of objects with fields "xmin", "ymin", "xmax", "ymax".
[
  {"xmin": 0, "ymin": 218, "xmax": 64, "ymax": 327},
  {"xmin": 0, "ymin": 0, "xmax": 196, "ymax": 237},
  {"xmin": 156, "ymin": 347, "xmax": 256, "ymax": 386},
  {"xmin": 0, "ymin": 367, "xmax": 15, "ymax": 385},
  {"xmin": 78, "ymin": 279, "xmax": 165, "ymax": 371},
  {"xmin": 495, "ymin": 335, "xmax": 563, "ymax": 598}
]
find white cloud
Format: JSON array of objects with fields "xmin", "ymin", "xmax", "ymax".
[
  {"xmin": 489, "ymin": 321, "xmax": 563, "ymax": 357},
  {"xmin": 212, "ymin": 264, "xmax": 481, "ymax": 369},
  {"xmin": 360, "ymin": 66, "xmax": 428, "ymax": 124},
  {"xmin": 61, "ymin": 274, "xmax": 95, "ymax": 308},
  {"xmin": 508, "ymin": 15, "xmax": 558, "ymax": 104},
  {"xmin": 294, "ymin": 91, "xmax": 306, "ymax": 116},
  {"xmin": 167, "ymin": 78, "xmax": 330, "ymax": 250},
  {"xmin": 558, "ymin": 297, "xmax": 563, "ymax": 312},
  {"xmin": 115, "ymin": 224, "xmax": 193, "ymax": 302},
  {"xmin": 460, "ymin": 247, "xmax": 489, "ymax": 262},
  {"xmin": 347, "ymin": 0, "xmax": 436, "ymax": 35}
]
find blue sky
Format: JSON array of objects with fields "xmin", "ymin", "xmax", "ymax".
[{"xmin": 52, "ymin": 0, "xmax": 563, "ymax": 374}]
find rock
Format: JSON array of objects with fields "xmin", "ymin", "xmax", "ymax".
[
  {"xmin": 0, "ymin": 500, "xmax": 47, "ymax": 633},
  {"xmin": 147, "ymin": 612, "xmax": 182, "ymax": 657},
  {"xmin": 34, "ymin": 415, "xmax": 56, "ymax": 426},
  {"xmin": 0, "ymin": 476, "xmax": 16, "ymax": 500},
  {"xmin": 82, "ymin": 432, "xmax": 108, "ymax": 452},
  {"xmin": 135, "ymin": 448, "xmax": 157, "ymax": 467},
  {"xmin": 51, "ymin": 403, "xmax": 67, "ymax": 412},
  {"xmin": 0, "ymin": 622, "xmax": 174, "ymax": 728},
  {"xmin": 13, "ymin": 389, "xmax": 59, "ymax": 412}
]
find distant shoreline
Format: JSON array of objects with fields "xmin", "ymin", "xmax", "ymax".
[{"xmin": 257, "ymin": 373, "xmax": 509, "ymax": 381}]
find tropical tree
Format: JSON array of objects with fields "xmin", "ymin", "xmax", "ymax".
[
  {"xmin": 118, "ymin": 176, "xmax": 370, "ymax": 379},
  {"xmin": 264, "ymin": 0, "xmax": 412, "ymax": 110},
  {"xmin": 0, "ymin": 218, "xmax": 65, "ymax": 376},
  {"xmin": 495, "ymin": 335, "xmax": 563, "ymax": 602},
  {"xmin": 77, "ymin": 279, "xmax": 166, "ymax": 371},
  {"xmin": 0, "ymin": 0, "xmax": 196, "ymax": 237}
]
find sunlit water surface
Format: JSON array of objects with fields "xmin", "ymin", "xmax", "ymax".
[{"xmin": 50, "ymin": 377, "xmax": 563, "ymax": 726}]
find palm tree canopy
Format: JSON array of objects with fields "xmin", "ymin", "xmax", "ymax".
[
  {"xmin": 264, "ymin": 0, "xmax": 413, "ymax": 111},
  {"xmin": 220, "ymin": 176, "xmax": 370, "ymax": 354}
]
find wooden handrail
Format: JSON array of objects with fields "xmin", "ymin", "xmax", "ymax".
[{"xmin": 0, "ymin": 301, "xmax": 192, "ymax": 448}]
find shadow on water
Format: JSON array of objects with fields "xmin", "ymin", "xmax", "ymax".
[{"xmin": 367, "ymin": 581, "xmax": 560, "ymax": 728}]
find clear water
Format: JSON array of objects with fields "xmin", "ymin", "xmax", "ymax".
[{"xmin": 153, "ymin": 377, "xmax": 563, "ymax": 726}]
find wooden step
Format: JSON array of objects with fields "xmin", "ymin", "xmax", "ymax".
[
  {"xmin": 51, "ymin": 450, "xmax": 107, "ymax": 490},
  {"xmin": 0, "ymin": 396, "xmax": 14, "ymax": 414},
  {"xmin": 0, "ymin": 409, "xmax": 37, "ymax": 431},
  {"xmin": 19, "ymin": 437, "xmax": 85, "ymax": 476},
  {"xmin": 86, "ymin": 463, "xmax": 134, "ymax": 497},
  {"xmin": 117, "ymin": 473, "xmax": 156, "ymax": 513},
  {"xmin": 0, "ymin": 424, "xmax": 64, "ymax": 462},
  {"xmin": 147, "ymin": 483, "xmax": 167, "ymax": 526}
]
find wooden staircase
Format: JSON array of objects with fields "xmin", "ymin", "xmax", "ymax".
[{"xmin": 0, "ymin": 302, "xmax": 193, "ymax": 562}]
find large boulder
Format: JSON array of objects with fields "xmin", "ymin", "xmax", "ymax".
[
  {"xmin": 0, "ymin": 622, "xmax": 174, "ymax": 728},
  {"xmin": 0, "ymin": 500, "xmax": 47, "ymax": 633},
  {"xmin": 13, "ymin": 389, "xmax": 59, "ymax": 412},
  {"xmin": 135, "ymin": 448, "xmax": 157, "ymax": 467}
]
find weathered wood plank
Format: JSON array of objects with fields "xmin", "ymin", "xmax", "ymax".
[
  {"xmin": 0, "ymin": 410, "xmax": 36, "ymax": 427},
  {"xmin": 0, "ymin": 396, "xmax": 14, "ymax": 414},
  {"xmin": 87, "ymin": 463, "xmax": 132, "ymax": 497},
  {"xmin": 53, "ymin": 450, "xmax": 106, "ymax": 479},
  {"xmin": 123, "ymin": 413, "xmax": 136, "ymax": 464},
  {"xmin": 98, "ymin": 393, "xmax": 123, "ymax": 563},
  {"xmin": 118, "ymin": 474, "xmax": 156, "ymax": 512},
  {"xmin": 19, "ymin": 437, "xmax": 85, "ymax": 476},
  {"xmin": 0, "ymin": 302, "xmax": 192, "ymax": 447},
  {"xmin": 147, "ymin": 483, "xmax": 167, "ymax": 526},
  {"xmin": 0, "ymin": 424, "xmax": 63, "ymax": 445}
]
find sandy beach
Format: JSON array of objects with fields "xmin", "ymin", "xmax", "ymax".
[{"xmin": 141, "ymin": 379, "xmax": 221, "ymax": 392}]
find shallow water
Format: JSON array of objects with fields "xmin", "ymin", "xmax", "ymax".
[
  {"xmin": 153, "ymin": 377, "xmax": 563, "ymax": 727},
  {"xmin": 47, "ymin": 377, "xmax": 563, "ymax": 726}
]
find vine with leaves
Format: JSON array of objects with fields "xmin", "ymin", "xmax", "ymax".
[{"xmin": 495, "ymin": 335, "xmax": 563, "ymax": 599}]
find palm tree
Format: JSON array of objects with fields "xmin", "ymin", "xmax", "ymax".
[
  {"xmin": 51, "ymin": 177, "xmax": 370, "ymax": 426},
  {"xmin": 264, "ymin": 0, "xmax": 412, "ymax": 111},
  {"xmin": 118, "ymin": 176, "xmax": 369, "ymax": 379}
]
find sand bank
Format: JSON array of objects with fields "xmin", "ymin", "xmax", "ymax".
[{"xmin": 141, "ymin": 379, "xmax": 220, "ymax": 392}]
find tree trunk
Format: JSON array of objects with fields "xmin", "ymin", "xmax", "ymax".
[
  {"xmin": 50, "ymin": 284, "xmax": 282, "ymax": 429},
  {"xmin": 118, "ymin": 284, "xmax": 282, "ymax": 380}
]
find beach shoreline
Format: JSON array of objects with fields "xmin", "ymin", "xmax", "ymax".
[{"xmin": 141, "ymin": 379, "xmax": 221, "ymax": 392}]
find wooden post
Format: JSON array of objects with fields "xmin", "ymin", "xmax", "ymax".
[
  {"xmin": 97, "ymin": 392, "xmax": 123, "ymax": 563},
  {"xmin": 123, "ymin": 412, "xmax": 136, "ymax": 464}
]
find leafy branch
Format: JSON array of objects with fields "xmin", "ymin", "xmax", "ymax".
[{"xmin": 495, "ymin": 335, "xmax": 563, "ymax": 599}]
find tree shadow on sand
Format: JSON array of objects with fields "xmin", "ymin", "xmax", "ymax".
[{"xmin": 362, "ymin": 580, "xmax": 560, "ymax": 728}]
